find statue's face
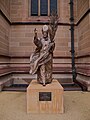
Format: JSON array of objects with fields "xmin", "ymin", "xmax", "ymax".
[{"xmin": 42, "ymin": 31, "xmax": 48, "ymax": 38}]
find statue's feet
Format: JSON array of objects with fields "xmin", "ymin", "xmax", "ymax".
[{"xmin": 43, "ymin": 83, "xmax": 46, "ymax": 86}]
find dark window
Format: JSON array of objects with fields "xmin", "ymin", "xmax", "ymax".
[
  {"xmin": 50, "ymin": 0, "xmax": 57, "ymax": 14},
  {"xmin": 40, "ymin": 0, "xmax": 48, "ymax": 16},
  {"xmin": 31, "ymin": 0, "xmax": 38, "ymax": 16},
  {"xmin": 31, "ymin": 0, "xmax": 57, "ymax": 16}
]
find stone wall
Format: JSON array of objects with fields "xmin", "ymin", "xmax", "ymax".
[
  {"xmin": 0, "ymin": 0, "xmax": 10, "ymax": 56},
  {"xmin": 0, "ymin": 15, "xmax": 10, "ymax": 56},
  {"xmin": 10, "ymin": 0, "xmax": 26, "ymax": 22},
  {"xmin": 10, "ymin": 0, "xmax": 70, "ymax": 23},
  {"xmin": 0, "ymin": 0, "xmax": 11, "ymax": 91},
  {"xmin": 10, "ymin": 25, "xmax": 72, "ymax": 57},
  {"xmin": 0, "ymin": 0, "xmax": 89, "ymax": 90},
  {"xmin": 0, "ymin": 0, "xmax": 10, "ymax": 69},
  {"xmin": 75, "ymin": 0, "xmax": 90, "ymax": 91},
  {"xmin": 9, "ymin": 0, "xmax": 73, "ymax": 59},
  {"xmin": 0, "ymin": 0, "xmax": 10, "ymax": 20},
  {"xmin": 76, "ymin": 0, "xmax": 89, "ymax": 21}
]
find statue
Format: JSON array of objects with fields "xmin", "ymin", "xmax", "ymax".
[{"xmin": 29, "ymin": 12, "xmax": 58, "ymax": 86}]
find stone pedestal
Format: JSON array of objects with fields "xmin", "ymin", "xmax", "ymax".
[{"xmin": 27, "ymin": 80, "xmax": 64, "ymax": 113}]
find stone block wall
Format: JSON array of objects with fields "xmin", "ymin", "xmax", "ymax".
[
  {"xmin": 10, "ymin": 0, "xmax": 26, "ymax": 22},
  {"xmin": 75, "ymin": 0, "xmax": 90, "ymax": 91},
  {"xmin": 76, "ymin": 0, "xmax": 89, "ymax": 21},
  {"xmin": 0, "ymin": 0, "xmax": 11, "ymax": 90},
  {"xmin": 10, "ymin": 25, "xmax": 72, "ymax": 57},
  {"xmin": 0, "ymin": 15, "xmax": 10, "ymax": 56},
  {"xmin": 0, "ymin": 0, "xmax": 10, "ymax": 20},
  {"xmin": 0, "ymin": 0, "xmax": 89, "ymax": 90},
  {"xmin": 0, "ymin": 0, "xmax": 10, "ymax": 56},
  {"xmin": 10, "ymin": 0, "xmax": 70, "ymax": 23},
  {"xmin": 0, "ymin": 0, "xmax": 10, "ymax": 72}
]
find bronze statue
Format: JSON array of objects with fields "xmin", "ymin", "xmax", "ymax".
[{"xmin": 29, "ymin": 12, "xmax": 58, "ymax": 86}]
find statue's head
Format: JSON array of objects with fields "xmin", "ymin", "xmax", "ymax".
[{"xmin": 42, "ymin": 25, "xmax": 48, "ymax": 38}]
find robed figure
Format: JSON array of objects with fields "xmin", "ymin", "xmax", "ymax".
[{"xmin": 29, "ymin": 12, "xmax": 58, "ymax": 86}]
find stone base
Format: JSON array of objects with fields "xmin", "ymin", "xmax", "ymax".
[{"xmin": 27, "ymin": 80, "xmax": 64, "ymax": 113}]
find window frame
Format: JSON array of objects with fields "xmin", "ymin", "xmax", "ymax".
[{"xmin": 28, "ymin": 0, "xmax": 59, "ymax": 21}]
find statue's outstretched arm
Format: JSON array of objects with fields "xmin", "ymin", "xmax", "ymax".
[
  {"xmin": 34, "ymin": 28, "xmax": 42, "ymax": 48},
  {"xmin": 49, "ymin": 11, "xmax": 59, "ymax": 42}
]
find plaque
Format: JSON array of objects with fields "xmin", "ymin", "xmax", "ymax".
[{"xmin": 39, "ymin": 92, "xmax": 52, "ymax": 101}]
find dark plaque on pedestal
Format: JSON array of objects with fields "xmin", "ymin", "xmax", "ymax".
[{"xmin": 39, "ymin": 92, "xmax": 52, "ymax": 101}]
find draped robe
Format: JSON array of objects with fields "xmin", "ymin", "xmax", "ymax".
[{"xmin": 29, "ymin": 36, "xmax": 55, "ymax": 84}]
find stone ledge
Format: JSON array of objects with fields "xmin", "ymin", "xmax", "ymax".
[
  {"xmin": 0, "ymin": 75, "xmax": 14, "ymax": 91},
  {"xmin": 77, "ymin": 66, "xmax": 90, "ymax": 77},
  {"xmin": 0, "ymin": 66, "xmax": 72, "ymax": 76},
  {"xmin": 76, "ymin": 79, "xmax": 90, "ymax": 91}
]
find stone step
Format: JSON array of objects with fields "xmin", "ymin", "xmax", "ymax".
[
  {"xmin": 3, "ymin": 84, "xmax": 28, "ymax": 92},
  {"xmin": 61, "ymin": 83, "xmax": 82, "ymax": 91},
  {"xmin": 2, "ymin": 83, "xmax": 82, "ymax": 91}
]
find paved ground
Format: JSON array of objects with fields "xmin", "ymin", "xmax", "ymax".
[{"xmin": 0, "ymin": 91, "xmax": 90, "ymax": 120}]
